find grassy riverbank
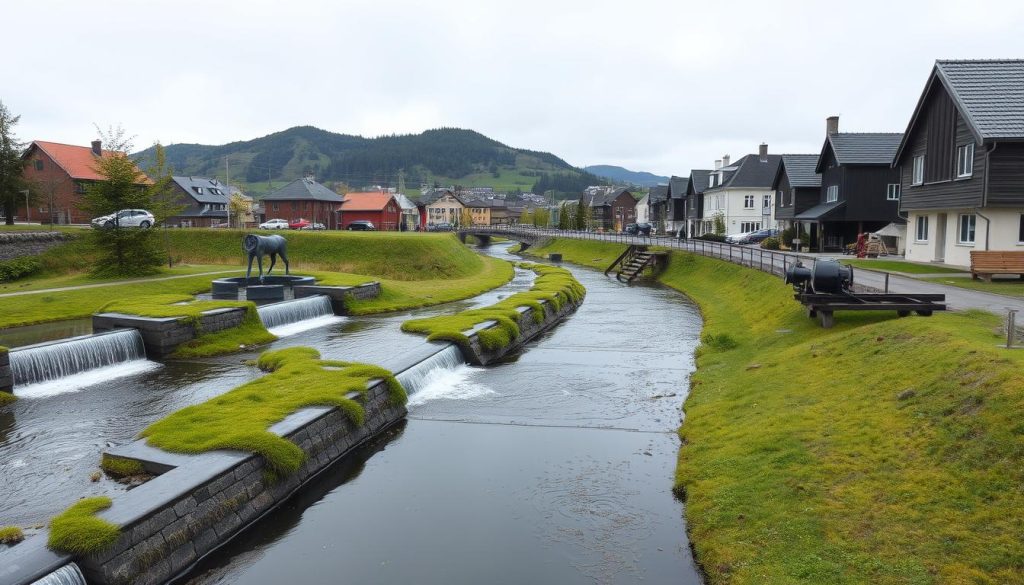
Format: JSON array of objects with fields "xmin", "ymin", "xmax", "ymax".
[{"xmin": 524, "ymin": 238, "xmax": 1024, "ymax": 584}]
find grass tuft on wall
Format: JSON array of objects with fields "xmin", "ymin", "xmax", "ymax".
[
  {"xmin": 0, "ymin": 525, "xmax": 24, "ymax": 545},
  {"xmin": 141, "ymin": 347, "xmax": 406, "ymax": 475},
  {"xmin": 48, "ymin": 497, "xmax": 120, "ymax": 554}
]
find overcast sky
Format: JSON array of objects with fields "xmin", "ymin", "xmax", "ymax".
[{"xmin": 3, "ymin": 0, "xmax": 1023, "ymax": 177}]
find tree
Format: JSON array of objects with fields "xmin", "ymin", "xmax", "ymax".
[
  {"xmin": 460, "ymin": 207, "xmax": 473, "ymax": 227},
  {"xmin": 0, "ymin": 101, "xmax": 33, "ymax": 225},
  {"xmin": 574, "ymin": 200, "xmax": 586, "ymax": 231},
  {"xmin": 519, "ymin": 208, "xmax": 531, "ymax": 225},
  {"xmin": 144, "ymin": 143, "xmax": 186, "ymax": 267},
  {"xmin": 557, "ymin": 204, "xmax": 569, "ymax": 230},
  {"xmin": 582, "ymin": 204, "xmax": 593, "ymax": 231},
  {"xmin": 532, "ymin": 207, "xmax": 549, "ymax": 227},
  {"xmin": 228, "ymin": 192, "xmax": 252, "ymax": 229},
  {"xmin": 712, "ymin": 211, "xmax": 726, "ymax": 235}
]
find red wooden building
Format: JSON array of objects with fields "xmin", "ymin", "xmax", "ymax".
[
  {"xmin": 261, "ymin": 178, "xmax": 344, "ymax": 229},
  {"xmin": 339, "ymin": 192, "xmax": 401, "ymax": 230}
]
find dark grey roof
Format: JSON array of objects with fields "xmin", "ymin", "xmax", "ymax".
[
  {"xmin": 794, "ymin": 200, "xmax": 845, "ymax": 221},
  {"xmin": 937, "ymin": 60, "xmax": 1024, "ymax": 140},
  {"xmin": 778, "ymin": 155, "xmax": 821, "ymax": 189},
  {"xmin": 707, "ymin": 154, "xmax": 782, "ymax": 190},
  {"xmin": 648, "ymin": 185, "xmax": 669, "ymax": 203},
  {"xmin": 821, "ymin": 133, "xmax": 902, "ymax": 170},
  {"xmin": 585, "ymin": 188, "xmax": 632, "ymax": 207},
  {"xmin": 171, "ymin": 176, "xmax": 231, "ymax": 205},
  {"xmin": 687, "ymin": 170, "xmax": 712, "ymax": 195},
  {"xmin": 262, "ymin": 178, "xmax": 344, "ymax": 202},
  {"xmin": 667, "ymin": 176, "xmax": 688, "ymax": 199},
  {"xmin": 174, "ymin": 208, "xmax": 228, "ymax": 218}
]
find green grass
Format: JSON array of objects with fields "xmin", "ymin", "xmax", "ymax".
[
  {"xmin": 48, "ymin": 497, "xmax": 120, "ymax": 554},
  {"xmin": 99, "ymin": 453, "xmax": 146, "ymax": 478},
  {"xmin": 840, "ymin": 259, "xmax": 967, "ymax": 275},
  {"xmin": 141, "ymin": 347, "xmax": 406, "ymax": 475},
  {"xmin": 0, "ymin": 263, "xmax": 242, "ymax": 295},
  {"xmin": 401, "ymin": 263, "xmax": 585, "ymax": 351},
  {"xmin": 0, "ymin": 525, "xmax": 24, "ymax": 545},
  {"xmin": 923, "ymin": 276, "xmax": 1024, "ymax": 298},
  {"xmin": 525, "ymin": 239, "xmax": 1024, "ymax": 584}
]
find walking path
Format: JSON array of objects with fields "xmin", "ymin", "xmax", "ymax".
[
  {"xmin": 0, "ymin": 269, "xmax": 243, "ymax": 298},
  {"xmin": 466, "ymin": 226, "xmax": 1024, "ymax": 315}
]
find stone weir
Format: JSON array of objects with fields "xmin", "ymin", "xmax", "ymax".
[
  {"xmin": 0, "ymin": 287, "xmax": 580, "ymax": 585},
  {"xmin": 92, "ymin": 308, "xmax": 248, "ymax": 359},
  {"xmin": 0, "ymin": 347, "xmax": 11, "ymax": 394}
]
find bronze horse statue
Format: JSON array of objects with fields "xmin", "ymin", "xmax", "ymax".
[{"xmin": 244, "ymin": 234, "xmax": 290, "ymax": 283}]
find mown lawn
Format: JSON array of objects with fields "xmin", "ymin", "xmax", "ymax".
[
  {"xmin": 526, "ymin": 238, "xmax": 1024, "ymax": 584},
  {"xmin": 923, "ymin": 276, "xmax": 1024, "ymax": 298}
]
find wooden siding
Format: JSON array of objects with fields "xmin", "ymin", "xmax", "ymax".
[
  {"xmin": 843, "ymin": 166, "xmax": 902, "ymax": 222},
  {"xmin": 774, "ymin": 172, "xmax": 793, "ymax": 220},
  {"xmin": 987, "ymin": 143, "xmax": 1024, "ymax": 206},
  {"xmin": 924, "ymin": 87, "xmax": 956, "ymax": 183}
]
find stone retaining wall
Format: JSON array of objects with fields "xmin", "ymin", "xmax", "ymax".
[
  {"xmin": 92, "ymin": 308, "xmax": 247, "ymax": 358},
  {"xmin": 461, "ymin": 294, "xmax": 583, "ymax": 366},
  {"xmin": 0, "ymin": 348, "xmax": 11, "ymax": 394},
  {"xmin": 294, "ymin": 282, "xmax": 381, "ymax": 314},
  {"xmin": 0, "ymin": 232, "xmax": 71, "ymax": 261}
]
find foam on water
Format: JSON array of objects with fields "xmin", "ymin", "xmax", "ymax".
[
  {"xmin": 406, "ymin": 364, "xmax": 496, "ymax": 407},
  {"xmin": 256, "ymin": 295, "xmax": 335, "ymax": 330},
  {"xmin": 15, "ymin": 360, "xmax": 161, "ymax": 399},
  {"xmin": 267, "ymin": 315, "xmax": 345, "ymax": 337}
]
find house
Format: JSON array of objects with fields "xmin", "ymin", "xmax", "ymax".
[
  {"xmin": 894, "ymin": 60, "xmax": 1024, "ymax": 267},
  {"xmin": 635, "ymin": 192, "xmax": 650, "ymax": 225},
  {"xmin": 581, "ymin": 188, "xmax": 635, "ymax": 231},
  {"xmin": 798, "ymin": 117, "xmax": 903, "ymax": 251},
  {"xmin": 462, "ymin": 198, "xmax": 511, "ymax": 226},
  {"xmin": 339, "ymin": 192, "xmax": 402, "ymax": 230},
  {"xmin": 426, "ymin": 191, "xmax": 467, "ymax": 226},
  {"xmin": 685, "ymin": 170, "xmax": 711, "ymax": 236},
  {"xmin": 261, "ymin": 177, "xmax": 344, "ymax": 229},
  {"xmin": 165, "ymin": 176, "xmax": 230, "ymax": 227},
  {"xmin": 772, "ymin": 154, "xmax": 821, "ymax": 235},
  {"xmin": 664, "ymin": 176, "xmax": 689, "ymax": 235},
  {"xmin": 18, "ymin": 140, "xmax": 149, "ymax": 224},
  {"xmin": 702, "ymin": 146, "xmax": 782, "ymax": 235},
  {"xmin": 647, "ymin": 185, "xmax": 669, "ymax": 231},
  {"xmin": 393, "ymin": 193, "xmax": 420, "ymax": 231}
]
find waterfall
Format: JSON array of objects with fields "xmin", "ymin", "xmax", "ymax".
[
  {"xmin": 29, "ymin": 563, "xmax": 86, "ymax": 585},
  {"xmin": 257, "ymin": 295, "xmax": 340, "ymax": 336},
  {"xmin": 11, "ymin": 329, "xmax": 147, "ymax": 388},
  {"xmin": 396, "ymin": 344, "xmax": 466, "ymax": 395}
]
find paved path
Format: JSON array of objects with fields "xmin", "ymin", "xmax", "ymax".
[
  {"xmin": 466, "ymin": 227, "xmax": 1024, "ymax": 315},
  {"xmin": 0, "ymin": 269, "xmax": 243, "ymax": 298}
]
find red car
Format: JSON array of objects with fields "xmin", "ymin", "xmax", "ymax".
[{"xmin": 288, "ymin": 218, "xmax": 310, "ymax": 230}]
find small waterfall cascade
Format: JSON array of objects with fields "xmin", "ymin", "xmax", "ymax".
[
  {"xmin": 257, "ymin": 296, "xmax": 334, "ymax": 329},
  {"xmin": 396, "ymin": 344, "xmax": 466, "ymax": 394},
  {"xmin": 29, "ymin": 563, "xmax": 86, "ymax": 585},
  {"xmin": 11, "ymin": 329, "xmax": 147, "ymax": 387}
]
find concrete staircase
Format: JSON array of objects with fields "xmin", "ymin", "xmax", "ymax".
[{"xmin": 605, "ymin": 245, "xmax": 658, "ymax": 283}]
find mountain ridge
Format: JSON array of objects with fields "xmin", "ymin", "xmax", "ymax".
[{"xmin": 584, "ymin": 165, "xmax": 669, "ymax": 187}]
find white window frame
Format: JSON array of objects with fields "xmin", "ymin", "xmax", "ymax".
[
  {"xmin": 915, "ymin": 215, "xmax": 928, "ymax": 242},
  {"xmin": 826, "ymin": 185, "xmax": 838, "ymax": 203},
  {"xmin": 912, "ymin": 155, "xmax": 924, "ymax": 185},
  {"xmin": 1019, "ymin": 214, "xmax": 1024, "ymax": 244},
  {"xmin": 739, "ymin": 222, "xmax": 761, "ymax": 233},
  {"xmin": 777, "ymin": 190, "xmax": 785, "ymax": 207},
  {"xmin": 957, "ymin": 214, "xmax": 976, "ymax": 245},
  {"xmin": 708, "ymin": 175, "xmax": 714, "ymax": 188},
  {"xmin": 762, "ymin": 194, "xmax": 771, "ymax": 210},
  {"xmin": 956, "ymin": 144, "xmax": 974, "ymax": 178},
  {"xmin": 886, "ymin": 184, "xmax": 900, "ymax": 201},
  {"xmin": 743, "ymin": 195, "xmax": 755, "ymax": 209}
]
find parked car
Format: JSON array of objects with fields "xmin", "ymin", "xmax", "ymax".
[
  {"xmin": 259, "ymin": 219, "xmax": 289, "ymax": 230},
  {"xmin": 743, "ymin": 228, "xmax": 780, "ymax": 244},
  {"xmin": 725, "ymin": 231, "xmax": 754, "ymax": 244},
  {"xmin": 91, "ymin": 209, "xmax": 154, "ymax": 229},
  {"xmin": 299, "ymin": 222, "xmax": 326, "ymax": 230},
  {"xmin": 288, "ymin": 218, "xmax": 311, "ymax": 230},
  {"xmin": 427, "ymin": 222, "xmax": 453, "ymax": 231},
  {"xmin": 624, "ymin": 222, "xmax": 653, "ymax": 236},
  {"xmin": 346, "ymin": 220, "xmax": 376, "ymax": 231}
]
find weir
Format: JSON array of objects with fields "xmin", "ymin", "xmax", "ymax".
[
  {"xmin": 256, "ymin": 295, "xmax": 335, "ymax": 331},
  {"xmin": 10, "ymin": 329, "xmax": 147, "ymax": 388},
  {"xmin": 29, "ymin": 564, "xmax": 86, "ymax": 585},
  {"xmin": 394, "ymin": 344, "xmax": 465, "ymax": 394}
]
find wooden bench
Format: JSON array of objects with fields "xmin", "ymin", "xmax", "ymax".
[{"xmin": 970, "ymin": 250, "xmax": 1024, "ymax": 282}]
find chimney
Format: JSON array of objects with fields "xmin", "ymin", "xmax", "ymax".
[
  {"xmin": 91, "ymin": 140, "xmax": 102, "ymax": 156},
  {"xmin": 826, "ymin": 115, "xmax": 839, "ymax": 136},
  {"xmin": 722, "ymin": 154, "xmax": 731, "ymax": 167},
  {"xmin": 714, "ymin": 159, "xmax": 722, "ymax": 170},
  {"xmin": 759, "ymin": 143, "xmax": 768, "ymax": 162}
]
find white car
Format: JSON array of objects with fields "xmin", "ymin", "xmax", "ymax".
[
  {"xmin": 91, "ymin": 209, "xmax": 154, "ymax": 229},
  {"xmin": 725, "ymin": 231, "xmax": 753, "ymax": 244},
  {"xmin": 259, "ymin": 219, "xmax": 289, "ymax": 229}
]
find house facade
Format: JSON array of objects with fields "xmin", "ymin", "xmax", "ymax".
[
  {"xmin": 772, "ymin": 154, "xmax": 821, "ymax": 233},
  {"xmin": 18, "ymin": 140, "xmax": 148, "ymax": 225},
  {"xmin": 647, "ymin": 185, "xmax": 669, "ymax": 232},
  {"xmin": 635, "ymin": 193, "xmax": 650, "ymax": 225},
  {"xmin": 581, "ymin": 188, "xmax": 635, "ymax": 231},
  {"xmin": 340, "ymin": 192, "xmax": 401, "ymax": 230},
  {"xmin": 702, "ymin": 147, "xmax": 782, "ymax": 235},
  {"xmin": 895, "ymin": 60, "xmax": 1024, "ymax": 267},
  {"xmin": 262, "ymin": 177, "xmax": 344, "ymax": 229},
  {"xmin": 165, "ymin": 176, "xmax": 230, "ymax": 227},
  {"xmin": 685, "ymin": 169, "xmax": 710, "ymax": 237},
  {"xmin": 426, "ymin": 192, "xmax": 466, "ymax": 226},
  {"xmin": 799, "ymin": 118, "xmax": 903, "ymax": 251},
  {"xmin": 393, "ymin": 193, "xmax": 420, "ymax": 231}
]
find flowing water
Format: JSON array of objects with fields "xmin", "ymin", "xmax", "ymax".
[
  {"xmin": 256, "ymin": 295, "xmax": 340, "ymax": 336},
  {"xmin": 27, "ymin": 563, "xmax": 86, "ymax": 585},
  {"xmin": 184, "ymin": 242, "xmax": 704, "ymax": 585}
]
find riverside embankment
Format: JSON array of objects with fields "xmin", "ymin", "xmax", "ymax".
[{"xmin": 522, "ymin": 238, "xmax": 1024, "ymax": 584}]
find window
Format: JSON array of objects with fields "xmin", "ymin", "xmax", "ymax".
[
  {"xmin": 740, "ymin": 222, "xmax": 761, "ymax": 232},
  {"xmin": 887, "ymin": 184, "xmax": 901, "ymax": 201},
  {"xmin": 912, "ymin": 155, "xmax": 924, "ymax": 185},
  {"xmin": 916, "ymin": 215, "xmax": 928, "ymax": 241},
  {"xmin": 272, "ymin": 203, "xmax": 279, "ymax": 211},
  {"xmin": 777, "ymin": 190, "xmax": 785, "ymax": 207},
  {"xmin": 708, "ymin": 175, "xmax": 715, "ymax": 188},
  {"xmin": 74, "ymin": 182, "xmax": 86, "ymax": 194},
  {"xmin": 1019, "ymin": 214, "xmax": 1024, "ymax": 243},
  {"xmin": 826, "ymin": 185, "xmax": 838, "ymax": 203},
  {"xmin": 192, "ymin": 187, "xmax": 204, "ymax": 195},
  {"xmin": 956, "ymin": 144, "xmax": 974, "ymax": 177},
  {"xmin": 744, "ymin": 195, "xmax": 755, "ymax": 209},
  {"xmin": 958, "ymin": 214, "xmax": 976, "ymax": 244},
  {"xmin": 763, "ymin": 194, "xmax": 771, "ymax": 210},
  {"xmin": 34, "ymin": 160, "xmax": 44, "ymax": 171}
]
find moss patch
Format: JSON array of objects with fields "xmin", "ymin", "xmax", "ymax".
[
  {"xmin": 401, "ymin": 263, "xmax": 585, "ymax": 351},
  {"xmin": 141, "ymin": 347, "xmax": 406, "ymax": 475},
  {"xmin": 100, "ymin": 453, "xmax": 146, "ymax": 479},
  {"xmin": 48, "ymin": 497, "xmax": 120, "ymax": 554},
  {"xmin": 0, "ymin": 525, "xmax": 24, "ymax": 545}
]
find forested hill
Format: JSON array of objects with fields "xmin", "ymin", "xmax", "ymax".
[
  {"xmin": 136, "ymin": 126, "xmax": 607, "ymax": 198},
  {"xmin": 584, "ymin": 165, "xmax": 669, "ymax": 187}
]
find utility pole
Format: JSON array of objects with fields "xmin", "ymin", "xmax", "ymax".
[{"xmin": 398, "ymin": 168, "xmax": 406, "ymax": 195}]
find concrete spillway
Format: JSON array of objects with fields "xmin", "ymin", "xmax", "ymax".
[{"xmin": 10, "ymin": 329, "xmax": 154, "ymax": 396}]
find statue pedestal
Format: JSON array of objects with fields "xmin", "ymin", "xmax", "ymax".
[{"xmin": 245, "ymin": 285, "xmax": 285, "ymax": 302}]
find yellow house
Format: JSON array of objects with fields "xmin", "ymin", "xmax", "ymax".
[{"xmin": 425, "ymin": 192, "xmax": 466, "ymax": 226}]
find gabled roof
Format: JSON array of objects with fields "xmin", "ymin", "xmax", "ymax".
[
  {"xmin": 816, "ymin": 133, "xmax": 902, "ymax": 172},
  {"xmin": 776, "ymin": 155, "xmax": 821, "ymax": 189},
  {"xmin": 171, "ymin": 176, "xmax": 231, "ymax": 204},
  {"xmin": 667, "ymin": 176, "xmax": 688, "ymax": 200},
  {"xmin": 687, "ymin": 170, "xmax": 712, "ymax": 196},
  {"xmin": 583, "ymin": 187, "xmax": 632, "ymax": 207},
  {"xmin": 648, "ymin": 185, "xmax": 670, "ymax": 204},
  {"xmin": 393, "ymin": 193, "xmax": 417, "ymax": 211},
  {"xmin": 262, "ymin": 178, "xmax": 344, "ymax": 202},
  {"xmin": 341, "ymin": 192, "xmax": 396, "ymax": 211},
  {"xmin": 706, "ymin": 154, "xmax": 782, "ymax": 191},
  {"xmin": 27, "ymin": 141, "xmax": 148, "ymax": 183},
  {"xmin": 894, "ymin": 59, "xmax": 1024, "ymax": 162}
]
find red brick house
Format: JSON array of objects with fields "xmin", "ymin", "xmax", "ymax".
[
  {"xmin": 339, "ymin": 192, "xmax": 401, "ymax": 230},
  {"xmin": 18, "ymin": 140, "xmax": 148, "ymax": 224},
  {"xmin": 580, "ymin": 188, "xmax": 636, "ymax": 231},
  {"xmin": 261, "ymin": 178, "xmax": 344, "ymax": 229}
]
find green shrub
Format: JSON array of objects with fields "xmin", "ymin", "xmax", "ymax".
[
  {"xmin": 48, "ymin": 497, "xmax": 120, "ymax": 554},
  {"xmin": 0, "ymin": 257, "xmax": 42, "ymax": 282},
  {"xmin": 697, "ymin": 233, "xmax": 726, "ymax": 242},
  {"xmin": 0, "ymin": 525, "xmax": 24, "ymax": 545},
  {"xmin": 700, "ymin": 332, "xmax": 738, "ymax": 350},
  {"xmin": 760, "ymin": 236, "xmax": 781, "ymax": 250}
]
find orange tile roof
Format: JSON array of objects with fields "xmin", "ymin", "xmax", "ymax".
[
  {"xmin": 341, "ymin": 192, "xmax": 396, "ymax": 211},
  {"xmin": 30, "ymin": 140, "xmax": 150, "ymax": 183}
]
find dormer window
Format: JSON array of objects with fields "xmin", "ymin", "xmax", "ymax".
[
  {"xmin": 192, "ymin": 187, "xmax": 204, "ymax": 195},
  {"xmin": 708, "ymin": 175, "xmax": 714, "ymax": 188}
]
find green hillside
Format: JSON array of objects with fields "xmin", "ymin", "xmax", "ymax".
[{"xmin": 136, "ymin": 126, "xmax": 607, "ymax": 199}]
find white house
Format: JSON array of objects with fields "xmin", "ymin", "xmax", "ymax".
[
  {"xmin": 635, "ymin": 192, "xmax": 650, "ymax": 224},
  {"xmin": 701, "ymin": 145, "xmax": 782, "ymax": 235}
]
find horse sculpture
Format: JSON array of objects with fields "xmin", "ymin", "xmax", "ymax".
[{"xmin": 244, "ymin": 234, "xmax": 290, "ymax": 283}]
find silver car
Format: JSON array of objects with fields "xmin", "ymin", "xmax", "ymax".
[{"xmin": 91, "ymin": 209, "xmax": 155, "ymax": 229}]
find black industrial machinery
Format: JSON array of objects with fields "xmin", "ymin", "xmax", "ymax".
[{"xmin": 785, "ymin": 258, "xmax": 946, "ymax": 328}]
